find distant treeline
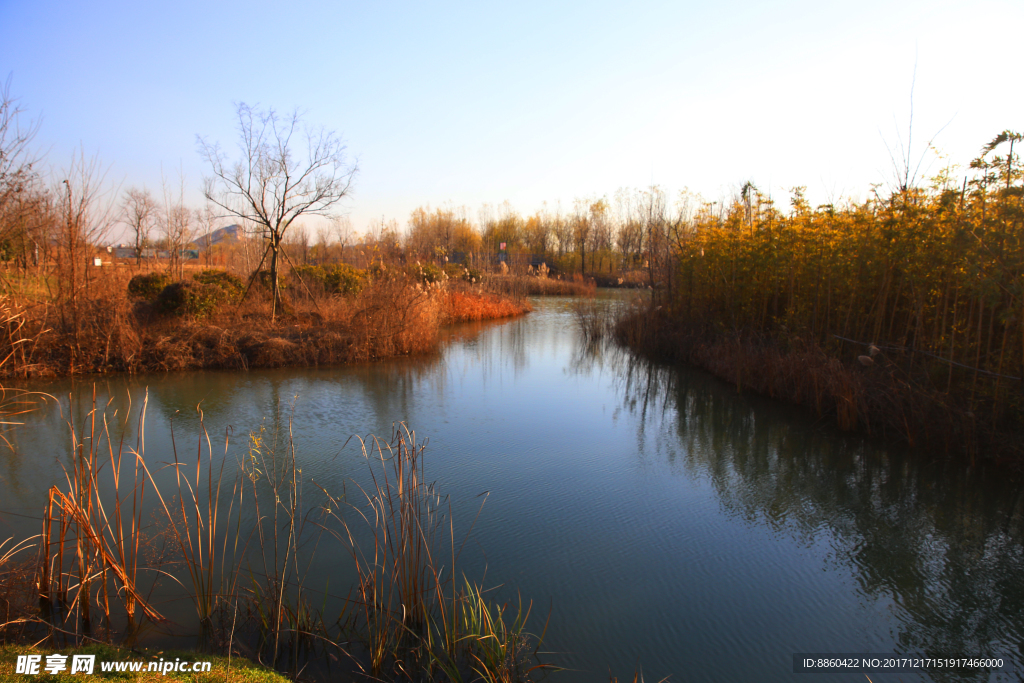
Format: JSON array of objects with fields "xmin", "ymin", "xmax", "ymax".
[{"xmin": 380, "ymin": 193, "xmax": 674, "ymax": 278}]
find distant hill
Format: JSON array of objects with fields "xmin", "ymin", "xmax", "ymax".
[{"xmin": 195, "ymin": 224, "xmax": 243, "ymax": 250}]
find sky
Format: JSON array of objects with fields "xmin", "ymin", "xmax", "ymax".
[{"xmin": 1, "ymin": 0, "xmax": 1022, "ymax": 241}]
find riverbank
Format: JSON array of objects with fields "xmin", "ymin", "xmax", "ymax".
[
  {"xmin": 615, "ymin": 304, "xmax": 1024, "ymax": 465},
  {"xmin": 0, "ymin": 267, "xmax": 531, "ymax": 379}
]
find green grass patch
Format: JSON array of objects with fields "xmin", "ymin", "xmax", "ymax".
[{"xmin": 0, "ymin": 645, "xmax": 287, "ymax": 683}]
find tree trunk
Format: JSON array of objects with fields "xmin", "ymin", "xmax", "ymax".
[{"xmin": 270, "ymin": 237, "xmax": 282, "ymax": 320}]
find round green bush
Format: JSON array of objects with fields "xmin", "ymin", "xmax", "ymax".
[
  {"xmin": 439, "ymin": 263, "xmax": 482, "ymax": 283},
  {"xmin": 443, "ymin": 263, "xmax": 464, "ymax": 279},
  {"xmin": 462, "ymin": 266, "xmax": 483, "ymax": 283},
  {"xmin": 127, "ymin": 272, "xmax": 171, "ymax": 299},
  {"xmin": 367, "ymin": 261, "xmax": 389, "ymax": 281},
  {"xmin": 156, "ymin": 281, "xmax": 225, "ymax": 318},
  {"xmin": 324, "ymin": 264, "xmax": 367, "ymax": 295},
  {"xmin": 289, "ymin": 265, "xmax": 326, "ymax": 291},
  {"xmin": 193, "ymin": 269, "xmax": 244, "ymax": 302},
  {"xmin": 290, "ymin": 264, "xmax": 368, "ymax": 295}
]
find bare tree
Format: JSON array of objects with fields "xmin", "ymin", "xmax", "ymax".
[
  {"xmin": 331, "ymin": 215, "xmax": 355, "ymax": 264},
  {"xmin": 121, "ymin": 187, "xmax": 157, "ymax": 265},
  {"xmin": 314, "ymin": 221, "xmax": 331, "ymax": 264},
  {"xmin": 552, "ymin": 204, "xmax": 571, "ymax": 259},
  {"xmin": 0, "ymin": 75, "xmax": 41, "ymax": 211},
  {"xmin": 524, "ymin": 209, "xmax": 551, "ymax": 255},
  {"xmin": 570, "ymin": 198, "xmax": 591, "ymax": 276},
  {"xmin": 0, "ymin": 75, "xmax": 45, "ymax": 266},
  {"xmin": 194, "ymin": 202, "xmax": 217, "ymax": 266},
  {"xmin": 239, "ymin": 218, "xmax": 260, "ymax": 274},
  {"xmin": 614, "ymin": 188, "xmax": 642, "ymax": 269},
  {"xmin": 290, "ymin": 222, "xmax": 310, "ymax": 265},
  {"xmin": 54, "ymin": 150, "xmax": 115, "ymax": 343},
  {"xmin": 198, "ymin": 103, "xmax": 357, "ymax": 319},
  {"xmin": 639, "ymin": 185, "xmax": 668, "ymax": 297},
  {"xmin": 366, "ymin": 216, "xmax": 400, "ymax": 264},
  {"xmin": 163, "ymin": 203, "xmax": 192, "ymax": 279},
  {"xmin": 588, "ymin": 198, "xmax": 612, "ymax": 272},
  {"xmin": 161, "ymin": 172, "xmax": 192, "ymax": 279}
]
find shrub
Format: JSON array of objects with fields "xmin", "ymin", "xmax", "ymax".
[
  {"xmin": 156, "ymin": 281, "xmax": 225, "ymax": 319},
  {"xmin": 290, "ymin": 264, "xmax": 367, "ymax": 296},
  {"xmin": 324, "ymin": 263, "xmax": 367, "ymax": 295},
  {"xmin": 193, "ymin": 269, "xmax": 244, "ymax": 302},
  {"xmin": 290, "ymin": 264, "xmax": 325, "ymax": 291},
  {"xmin": 127, "ymin": 272, "xmax": 170, "ymax": 299}
]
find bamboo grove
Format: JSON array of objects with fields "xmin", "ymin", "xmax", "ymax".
[{"xmin": 638, "ymin": 132, "xmax": 1024, "ymax": 459}]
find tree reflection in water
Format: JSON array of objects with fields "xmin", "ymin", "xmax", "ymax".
[{"xmin": 611, "ymin": 350, "xmax": 1024, "ymax": 677}]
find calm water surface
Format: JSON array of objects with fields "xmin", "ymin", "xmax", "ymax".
[{"xmin": 2, "ymin": 293, "xmax": 1022, "ymax": 682}]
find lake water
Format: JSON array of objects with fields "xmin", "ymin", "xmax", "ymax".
[{"xmin": 2, "ymin": 293, "xmax": 1022, "ymax": 682}]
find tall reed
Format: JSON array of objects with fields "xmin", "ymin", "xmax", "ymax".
[
  {"xmin": 35, "ymin": 387, "xmax": 164, "ymax": 645},
  {"xmin": 625, "ymin": 141, "xmax": 1024, "ymax": 459},
  {"xmin": 317, "ymin": 424, "xmax": 552, "ymax": 680},
  {"xmin": 5, "ymin": 391, "xmax": 551, "ymax": 680},
  {"xmin": 572, "ymin": 298, "xmax": 613, "ymax": 344},
  {"xmin": 135, "ymin": 400, "xmax": 232, "ymax": 635}
]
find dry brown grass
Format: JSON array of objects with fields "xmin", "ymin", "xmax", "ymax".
[
  {"xmin": 484, "ymin": 274, "xmax": 595, "ymax": 297},
  {"xmin": 442, "ymin": 289, "xmax": 531, "ymax": 324},
  {"xmin": 571, "ymin": 299, "xmax": 612, "ymax": 344}
]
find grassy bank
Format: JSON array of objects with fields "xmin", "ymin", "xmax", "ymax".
[
  {"xmin": 0, "ymin": 398, "xmax": 552, "ymax": 681},
  {"xmin": 0, "ymin": 264, "xmax": 531, "ymax": 378}
]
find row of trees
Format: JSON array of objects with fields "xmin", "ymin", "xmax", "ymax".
[
  {"xmin": 400, "ymin": 188, "xmax": 681, "ymax": 279},
  {"xmin": 270, "ymin": 189, "xmax": 683, "ymax": 281}
]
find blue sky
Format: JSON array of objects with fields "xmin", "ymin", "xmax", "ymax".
[{"xmin": 2, "ymin": 0, "xmax": 1021, "ymax": 239}]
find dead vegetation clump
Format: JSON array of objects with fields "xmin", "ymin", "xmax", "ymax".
[{"xmin": 442, "ymin": 287, "xmax": 532, "ymax": 323}]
